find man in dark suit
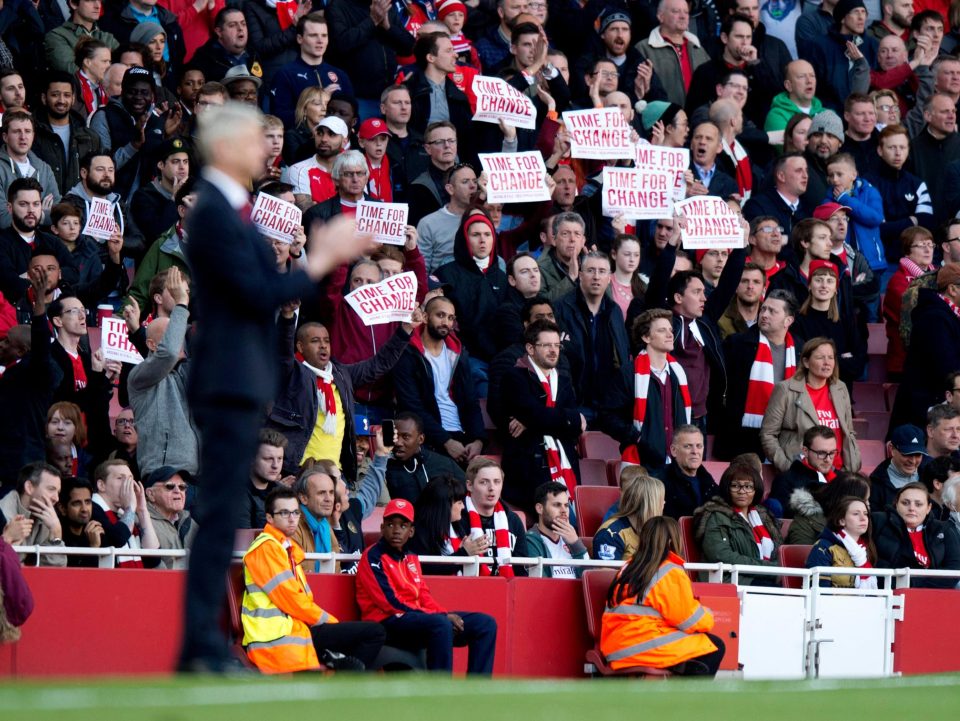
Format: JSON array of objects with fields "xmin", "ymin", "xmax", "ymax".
[{"xmin": 179, "ymin": 102, "xmax": 368, "ymax": 673}]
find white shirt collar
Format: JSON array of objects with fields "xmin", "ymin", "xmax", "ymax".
[{"xmin": 201, "ymin": 166, "xmax": 250, "ymax": 211}]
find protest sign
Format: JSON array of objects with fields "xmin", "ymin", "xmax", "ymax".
[
  {"xmin": 479, "ymin": 151, "xmax": 550, "ymax": 204},
  {"xmin": 101, "ymin": 316, "xmax": 143, "ymax": 365},
  {"xmin": 635, "ymin": 144, "xmax": 689, "ymax": 202},
  {"xmin": 356, "ymin": 201, "xmax": 409, "ymax": 246},
  {"xmin": 344, "ymin": 271, "xmax": 419, "ymax": 326},
  {"xmin": 601, "ymin": 167, "xmax": 673, "ymax": 220},
  {"xmin": 673, "ymin": 196, "xmax": 745, "ymax": 250},
  {"xmin": 562, "ymin": 107, "xmax": 634, "ymax": 159},
  {"xmin": 472, "ymin": 76, "xmax": 536, "ymax": 130},
  {"xmin": 82, "ymin": 197, "xmax": 119, "ymax": 241},
  {"xmin": 251, "ymin": 193, "xmax": 302, "ymax": 243}
]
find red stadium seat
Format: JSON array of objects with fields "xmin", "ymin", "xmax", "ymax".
[
  {"xmin": 883, "ymin": 383, "xmax": 899, "ymax": 412},
  {"xmin": 479, "ymin": 398, "xmax": 495, "ymax": 431},
  {"xmin": 363, "ymin": 530, "xmax": 380, "ymax": 549},
  {"xmin": 678, "ymin": 516, "xmax": 702, "ymax": 563},
  {"xmin": 859, "ymin": 440, "xmax": 888, "ymax": 473},
  {"xmin": 362, "ymin": 506, "xmax": 385, "ymax": 533},
  {"xmin": 853, "ymin": 383, "xmax": 889, "ymax": 413},
  {"xmin": 605, "ymin": 459, "xmax": 621, "ymax": 486},
  {"xmin": 867, "ymin": 323, "xmax": 887, "ymax": 355},
  {"xmin": 865, "ymin": 355, "xmax": 888, "ymax": 382},
  {"xmin": 855, "ymin": 411, "xmax": 891, "ymax": 441},
  {"xmin": 852, "ymin": 417, "xmax": 868, "ymax": 440},
  {"xmin": 779, "ymin": 519, "xmax": 792, "ymax": 539},
  {"xmin": 576, "ymin": 486, "xmax": 620, "ymax": 537},
  {"xmin": 702, "ymin": 461, "xmax": 727, "ymax": 482},
  {"xmin": 778, "ymin": 544, "xmax": 813, "ymax": 590},
  {"xmin": 579, "ymin": 458, "xmax": 610, "ymax": 486},
  {"xmin": 578, "ymin": 431, "xmax": 621, "ymax": 461},
  {"xmin": 761, "ymin": 465, "xmax": 776, "ymax": 498},
  {"xmin": 581, "ymin": 569, "xmax": 672, "ymax": 678},
  {"xmin": 234, "ymin": 528, "xmax": 260, "ymax": 551}
]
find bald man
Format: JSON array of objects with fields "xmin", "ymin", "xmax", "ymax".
[
  {"xmin": 127, "ymin": 267, "xmax": 199, "ymax": 480},
  {"xmin": 765, "ymin": 60, "xmax": 823, "ymax": 134}
]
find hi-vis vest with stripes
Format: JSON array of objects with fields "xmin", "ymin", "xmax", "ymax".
[
  {"xmin": 599, "ymin": 552, "xmax": 716, "ymax": 670},
  {"xmin": 241, "ymin": 527, "xmax": 335, "ymax": 674}
]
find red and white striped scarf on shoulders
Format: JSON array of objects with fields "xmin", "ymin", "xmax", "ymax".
[
  {"xmin": 745, "ymin": 507, "xmax": 775, "ymax": 560},
  {"xmin": 941, "ymin": 294, "xmax": 960, "ymax": 322},
  {"xmin": 92, "ymin": 493, "xmax": 143, "ymax": 568},
  {"xmin": 303, "ymin": 360, "xmax": 337, "ymax": 434},
  {"xmin": 443, "ymin": 524, "xmax": 462, "ymax": 555},
  {"xmin": 528, "ymin": 358, "xmax": 577, "ymax": 499},
  {"xmin": 836, "ymin": 529, "xmax": 877, "ymax": 589},
  {"xmin": 465, "ymin": 496, "xmax": 514, "ymax": 578},
  {"xmin": 742, "ymin": 332, "xmax": 796, "ymax": 428},
  {"xmin": 632, "ymin": 351, "xmax": 691, "ymax": 434}
]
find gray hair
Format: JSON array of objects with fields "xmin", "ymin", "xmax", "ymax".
[
  {"xmin": 943, "ymin": 475, "xmax": 960, "ymax": 512},
  {"xmin": 551, "ymin": 211, "xmax": 585, "ymax": 237},
  {"xmin": 294, "ymin": 467, "xmax": 333, "ymax": 497},
  {"xmin": 332, "ymin": 150, "xmax": 368, "ymax": 181},
  {"xmin": 195, "ymin": 101, "xmax": 264, "ymax": 163}
]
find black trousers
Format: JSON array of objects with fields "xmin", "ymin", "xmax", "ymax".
[
  {"xmin": 178, "ymin": 397, "xmax": 264, "ymax": 670},
  {"xmin": 669, "ymin": 633, "xmax": 726, "ymax": 677},
  {"xmin": 310, "ymin": 622, "xmax": 386, "ymax": 669}
]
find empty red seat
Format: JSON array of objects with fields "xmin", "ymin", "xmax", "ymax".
[
  {"xmin": 853, "ymin": 382, "xmax": 888, "ymax": 413},
  {"xmin": 702, "ymin": 461, "xmax": 727, "ymax": 482},
  {"xmin": 605, "ymin": 459, "xmax": 621, "ymax": 486},
  {"xmin": 778, "ymin": 544, "xmax": 813, "ymax": 589},
  {"xmin": 855, "ymin": 411, "xmax": 891, "ymax": 440},
  {"xmin": 578, "ymin": 432, "xmax": 621, "ymax": 461},
  {"xmin": 576, "ymin": 486, "xmax": 620, "ymax": 537},
  {"xmin": 678, "ymin": 516, "xmax": 702, "ymax": 564},
  {"xmin": 859, "ymin": 440, "xmax": 887, "ymax": 471},
  {"xmin": 361, "ymin": 506, "xmax": 385, "ymax": 533},
  {"xmin": 867, "ymin": 323, "xmax": 887, "ymax": 355},
  {"xmin": 579, "ymin": 458, "xmax": 610, "ymax": 486}
]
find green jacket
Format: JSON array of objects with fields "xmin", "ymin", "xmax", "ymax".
[
  {"xmin": 764, "ymin": 92, "xmax": 824, "ymax": 134},
  {"xmin": 635, "ymin": 28, "xmax": 710, "ymax": 107},
  {"xmin": 717, "ymin": 297, "xmax": 751, "ymax": 340},
  {"xmin": 784, "ymin": 488, "xmax": 825, "ymax": 545},
  {"xmin": 126, "ymin": 223, "xmax": 188, "ymax": 314},
  {"xmin": 537, "ymin": 248, "xmax": 580, "ymax": 301},
  {"xmin": 693, "ymin": 497, "xmax": 782, "ymax": 586},
  {"xmin": 524, "ymin": 527, "xmax": 588, "ymax": 578},
  {"xmin": 45, "ymin": 22, "xmax": 119, "ymax": 74}
]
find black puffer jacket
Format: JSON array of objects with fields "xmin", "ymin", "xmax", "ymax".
[
  {"xmin": 872, "ymin": 508, "xmax": 960, "ymax": 589},
  {"xmin": 434, "ymin": 215, "xmax": 508, "ymax": 363}
]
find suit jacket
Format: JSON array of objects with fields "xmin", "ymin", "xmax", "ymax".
[{"xmin": 185, "ymin": 177, "xmax": 317, "ymax": 406}]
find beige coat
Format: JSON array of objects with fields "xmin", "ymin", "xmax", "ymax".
[{"xmin": 759, "ymin": 374, "xmax": 861, "ymax": 473}]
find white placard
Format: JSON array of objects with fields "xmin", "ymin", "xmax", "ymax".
[
  {"xmin": 478, "ymin": 151, "xmax": 550, "ymax": 204},
  {"xmin": 673, "ymin": 196, "xmax": 745, "ymax": 250},
  {"xmin": 82, "ymin": 197, "xmax": 118, "ymax": 241},
  {"xmin": 635, "ymin": 144, "xmax": 689, "ymax": 202},
  {"xmin": 601, "ymin": 166, "xmax": 674, "ymax": 220},
  {"xmin": 251, "ymin": 193, "xmax": 302, "ymax": 243},
  {"xmin": 472, "ymin": 76, "xmax": 537, "ymax": 130},
  {"xmin": 344, "ymin": 270, "xmax": 418, "ymax": 326},
  {"xmin": 562, "ymin": 107, "xmax": 634, "ymax": 159},
  {"xmin": 101, "ymin": 316, "xmax": 143, "ymax": 365},
  {"xmin": 355, "ymin": 201, "xmax": 409, "ymax": 246}
]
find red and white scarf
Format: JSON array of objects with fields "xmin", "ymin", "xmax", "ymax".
[
  {"xmin": 742, "ymin": 332, "xmax": 795, "ymax": 428},
  {"xmin": 92, "ymin": 493, "xmax": 143, "ymax": 568},
  {"xmin": 745, "ymin": 507, "xmax": 775, "ymax": 560},
  {"xmin": 836, "ymin": 529, "xmax": 877, "ymax": 589},
  {"xmin": 907, "ymin": 526, "xmax": 930, "ymax": 568},
  {"xmin": 266, "ymin": 0, "xmax": 297, "ymax": 29},
  {"xmin": 304, "ymin": 360, "xmax": 337, "ymax": 435},
  {"xmin": 632, "ymin": 351, "xmax": 691, "ymax": 434},
  {"xmin": 801, "ymin": 457, "xmax": 836, "ymax": 484},
  {"xmin": 465, "ymin": 496, "xmax": 514, "ymax": 578},
  {"xmin": 900, "ymin": 255, "xmax": 934, "ymax": 281},
  {"xmin": 529, "ymin": 358, "xmax": 577, "ymax": 500},
  {"xmin": 941, "ymin": 294, "xmax": 960, "ymax": 321},
  {"xmin": 724, "ymin": 138, "xmax": 753, "ymax": 201},
  {"xmin": 76, "ymin": 71, "xmax": 106, "ymax": 115},
  {"xmin": 443, "ymin": 524, "xmax": 462, "ymax": 555}
]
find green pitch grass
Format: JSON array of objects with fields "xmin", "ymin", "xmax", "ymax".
[{"xmin": 1, "ymin": 674, "xmax": 958, "ymax": 720}]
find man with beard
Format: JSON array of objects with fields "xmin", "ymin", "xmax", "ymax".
[
  {"xmin": 284, "ymin": 116, "xmax": 348, "ymax": 207},
  {"xmin": 0, "ymin": 178, "xmax": 77, "ymax": 304},
  {"xmin": 32, "ymin": 72, "xmax": 102, "ymax": 197},
  {"xmin": 130, "ymin": 138, "xmax": 190, "ymax": 247},
  {"xmin": 394, "ymin": 295, "xmax": 485, "ymax": 464},
  {"xmin": 57, "ymin": 477, "xmax": 104, "ymax": 568},
  {"xmin": 802, "ymin": 110, "xmax": 844, "ymax": 208},
  {"xmin": 718, "ymin": 262, "xmax": 766, "ymax": 339},
  {"xmin": 524, "ymin": 481, "xmax": 588, "ymax": 578},
  {"xmin": 0, "ymin": 113, "xmax": 61, "ymax": 230},
  {"xmin": 89, "ymin": 66, "xmax": 176, "ymax": 200},
  {"xmin": 63, "ymin": 151, "xmax": 142, "ymax": 262},
  {"xmin": 384, "ymin": 412, "xmax": 464, "ymax": 504}
]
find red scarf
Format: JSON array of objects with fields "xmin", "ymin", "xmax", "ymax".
[
  {"xmin": 366, "ymin": 155, "xmax": 393, "ymax": 202},
  {"xmin": 746, "ymin": 507, "xmax": 774, "ymax": 560},
  {"xmin": 941, "ymin": 293, "xmax": 960, "ymax": 321},
  {"xmin": 801, "ymin": 457, "xmax": 837, "ymax": 483},
  {"xmin": 726, "ymin": 139, "xmax": 753, "ymax": 201},
  {"xmin": 275, "ymin": 0, "xmax": 297, "ymax": 30},
  {"xmin": 632, "ymin": 351, "xmax": 691, "ymax": 435},
  {"xmin": 527, "ymin": 358, "xmax": 577, "ymax": 499},
  {"xmin": 465, "ymin": 496, "xmax": 514, "ymax": 578},
  {"xmin": 304, "ymin": 361, "xmax": 337, "ymax": 435},
  {"xmin": 907, "ymin": 526, "xmax": 930, "ymax": 567},
  {"xmin": 443, "ymin": 524, "xmax": 462, "ymax": 555},
  {"xmin": 742, "ymin": 332, "xmax": 795, "ymax": 428},
  {"xmin": 76, "ymin": 71, "xmax": 106, "ymax": 115}
]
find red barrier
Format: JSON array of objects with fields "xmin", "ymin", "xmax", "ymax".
[{"xmin": 893, "ymin": 589, "xmax": 960, "ymax": 675}]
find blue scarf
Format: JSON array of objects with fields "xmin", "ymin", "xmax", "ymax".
[{"xmin": 300, "ymin": 503, "xmax": 331, "ymax": 572}]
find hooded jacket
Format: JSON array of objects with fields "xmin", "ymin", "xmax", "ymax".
[
  {"xmin": 764, "ymin": 92, "xmax": 824, "ymax": 133},
  {"xmin": 0, "ymin": 148, "xmax": 61, "ymax": 229},
  {"xmin": 434, "ymin": 214, "xmax": 508, "ymax": 363},
  {"xmin": 99, "ymin": 4, "xmax": 186, "ymax": 72},
  {"xmin": 827, "ymin": 177, "xmax": 886, "ymax": 271},
  {"xmin": 785, "ymin": 487, "xmax": 826, "ymax": 544},
  {"xmin": 127, "ymin": 222, "xmax": 188, "ymax": 312},
  {"xmin": 692, "ymin": 496, "xmax": 782, "ymax": 585},
  {"xmin": 871, "ymin": 508, "xmax": 960, "ymax": 589}
]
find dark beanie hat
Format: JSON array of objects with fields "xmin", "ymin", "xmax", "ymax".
[{"xmin": 832, "ymin": 0, "xmax": 866, "ymax": 24}]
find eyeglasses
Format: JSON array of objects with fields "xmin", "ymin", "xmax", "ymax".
[
  {"xmin": 115, "ymin": 418, "xmax": 135, "ymax": 427},
  {"xmin": 592, "ymin": 71, "xmax": 619, "ymax": 79},
  {"xmin": 163, "ymin": 483, "xmax": 188, "ymax": 492},
  {"xmin": 911, "ymin": 242, "xmax": 935, "ymax": 250},
  {"xmin": 724, "ymin": 82, "xmax": 749, "ymax": 92},
  {"xmin": 806, "ymin": 448, "xmax": 838, "ymax": 460},
  {"xmin": 534, "ymin": 342, "xmax": 562, "ymax": 350},
  {"xmin": 61, "ymin": 308, "xmax": 87, "ymax": 317},
  {"xmin": 757, "ymin": 225, "xmax": 784, "ymax": 234},
  {"xmin": 339, "ymin": 170, "xmax": 368, "ymax": 178},
  {"xmin": 730, "ymin": 483, "xmax": 755, "ymax": 492},
  {"xmin": 269, "ymin": 509, "xmax": 301, "ymax": 519},
  {"xmin": 876, "ymin": 104, "xmax": 896, "ymax": 112},
  {"xmin": 426, "ymin": 138, "xmax": 457, "ymax": 147},
  {"xmin": 947, "ymin": 237, "xmax": 960, "ymax": 243}
]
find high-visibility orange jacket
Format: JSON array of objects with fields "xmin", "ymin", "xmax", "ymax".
[
  {"xmin": 599, "ymin": 551, "xmax": 717, "ymax": 670},
  {"xmin": 241, "ymin": 523, "xmax": 339, "ymax": 674}
]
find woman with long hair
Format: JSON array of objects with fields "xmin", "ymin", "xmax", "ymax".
[
  {"xmin": 601, "ymin": 516, "xmax": 724, "ymax": 676},
  {"xmin": 782, "ymin": 112, "xmax": 813, "ymax": 155},
  {"xmin": 284, "ymin": 86, "xmax": 330, "ymax": 165},
  {"xmin": 608, "ymin": 233, "xmax": 646, "ymax": 317},
  {"xmin": 806, "ymin": 496, "xmax": 878, "ymax": 588},
  {"xmin": 407, "ymin": 475, "xmax": 487, "ymax": 575},
  {"xmin": 45, "ymin": 401, "xmax": 90, "ymax": 478},
  {"xmin": 760, "ymin": 337, "xmax": 861, "ymax": 473},
  {"xmin": 593, "ymin": 474, "xmax": 664, "ymax": 562}
]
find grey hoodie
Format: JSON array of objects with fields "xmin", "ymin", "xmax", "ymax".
[{"xmin": 0, "ymin": 148, "xmax": 62, "ymax": 229}]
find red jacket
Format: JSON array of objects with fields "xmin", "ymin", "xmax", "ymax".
[{"xmin": 356, "ymin": 539, "xmax": 447, "ymax": 622}]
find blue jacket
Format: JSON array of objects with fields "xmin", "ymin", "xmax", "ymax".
[
  {"xmin": 800, "ymin": 28, "xmax": 874, "ymax": 112},
  {"xmin": 828, "ymin": 177, "xmax": 886, "ymax": 271},
  {"xmin": 865, "ymin": 163, "xmax": 934, "ymax": 261},
  {"xmin": 269, "ymin": 56, "xmax": 354, "ymax": 128}
]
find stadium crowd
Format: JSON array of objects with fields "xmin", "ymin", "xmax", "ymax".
[{"xmin": 1, "ymin": 0, "xmax": 960, "ymax": 675}]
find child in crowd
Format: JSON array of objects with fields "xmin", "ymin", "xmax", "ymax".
[
  {"xmin": 438, "ymin": 0, "xmax": 481, "ymax": 71},
  {"xmin": 358, "ymin": 118, "xmax": 393, "ymax": 201}
]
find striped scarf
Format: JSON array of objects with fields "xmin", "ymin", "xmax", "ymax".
[
  {"xmin": 632, "ymin": 351, "xmax": 691, "ymax": 434},
  {"xmin": 836, "ymin": 529, "xmax": 877, "ymax": 589},
  {"xmin": 93, "ymin": 493, "xmax": 143, "ymax": 568},
  {"xmin": 76, "ymin": 71, "xmax": 106, "ymax": 115},
  {"xmin": 742, "ymin": 332, "xmax": 795, "ymax": 428},
  {"xmin": 465, "ymin": 496, "xmax": 514, "ymax": 578},
  {"xmin": 746, "ymin": 507, "xmax": 774, "ymax": 561},
  {"xmin": 900, "ymin": 255, "xmax": 934, "ymax": 280},
  {"xmin": 724, "ymin": 138, "xmax": 753, "ymax": 201},
  {"xmin": 941, "ymin": 294, "xmax": 960, "ymax": 322},
  {"xmin": 442, "ymin": 524, "xmax": 461, "ymax": 555},
  {"xmin": 528, "ymin": 358, "xmax": 577, "ymax": 499}
]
